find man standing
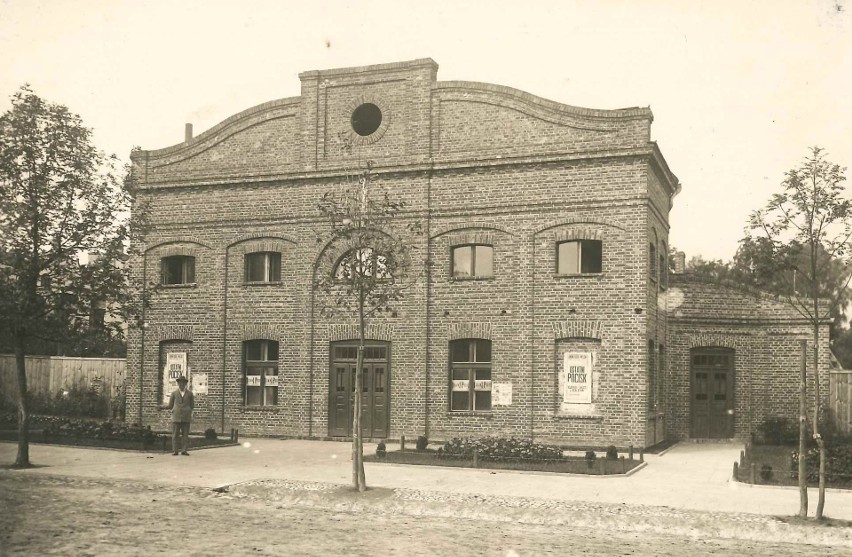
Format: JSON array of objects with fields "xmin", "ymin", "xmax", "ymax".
[{"xmin": 168, "ymin": 376, "xmax": 194, "ymax": 455}]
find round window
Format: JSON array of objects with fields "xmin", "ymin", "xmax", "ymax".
[{"xmin": 351, "ymin": 103, "xmax": 382, "ymax": 137}]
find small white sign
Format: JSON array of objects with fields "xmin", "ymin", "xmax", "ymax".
[
  {"xmin": 192, "ymin": 373, "xmax": 208, "ymax": 395},
  {"xmin": 492, "ymin": 382, "xmax": 512, "ymax": 406},
  {"xmin": 265, "ymin": 375, "xmax": 279, "ymax": 387},
  {"xmin": 474, "ymin": 379, "xmax": 492, "ymax": 391},
  {"xmin": 451, "ymin": 379, "xmax": 469, "ymax": 392},
  {"xmin": 246, "ymin": 375, "xmax": 262, "ymax": 387}
]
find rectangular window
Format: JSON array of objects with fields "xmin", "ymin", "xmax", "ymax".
[
  {"xmin": 449, "ymin": 339, "xmax": 492, "ymax": 411},
  {"xmin": 452, "ymin": 245, "xmax": 493, "ymax": 278},
  {"xmin": 557, "ymin": 240, "xmax": 602, "ymax": 274},
  {"xmin": 244, "ymin": 340, "xmax": 279, "ymax": 406},
  {"xmin": 161, "ymin": 256, "xmax": 195, "ymax": 285},
  {"xmin": 245, "ymin": 252, "xmax": 281, "ymax": 283}
]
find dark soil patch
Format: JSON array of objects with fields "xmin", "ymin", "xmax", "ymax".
[
  {"xmin": 365, "ymin": 449, "xmax": 641, "ymax": 475},
  {"xmin": 0, "ymin": 429, "xmax": 237, "ymax": 452}
]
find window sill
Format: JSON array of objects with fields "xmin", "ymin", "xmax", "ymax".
[
  {"xmin": 451, "ymin": 276, "xmax": 494, "ymax": 282},
  {"xmin": 160, "ymin": 283, "xmax": 198, "ymax": 289},
  {"xmin": 554, "ymin": 411, "xmax": 604, "ymax": 420},
  {"xmin": 243, "ymin": 281, "xmax": 283, "ymax": 287},
  {"xmin": 240, "ymin": 405, "xmax": 280, "ymax": 412},
  {"xmin": 553, "ymin": 273, "xmax": 603, "ymax": 279},
  {"xmin": 447, "ymin": 411, "xmax": 493, "ymax": 417}
]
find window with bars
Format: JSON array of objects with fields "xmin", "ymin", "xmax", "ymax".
[
  {"xmin": 449, "ymin": 339, "xmax": 492, "ymax": 411},
  {"xmin": 244, "ymin": 340, "xmax": 279, "ymax": 406},
  {"xmin": 161, "ymin": 256, "xmax": 195, "ymax": 285},
  {"xmin": 451, "ymin": 245, "xmax": 493, "ymax": 278},
  {"xmin": 245, "ymin": 252, "xmax": 281, "ymax": 283},
  {"xmin": 557, "ymin": 240, "xmax": 602, "ymax": 275}
]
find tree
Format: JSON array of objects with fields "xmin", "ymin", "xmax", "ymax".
[
  {"xmin": 315, "ymin": 160, "xmax": 420, "ymax": 492},
  {"xmin": 0, "ymin": 86, "xmax": 147, "ymax": 468},
  {"xmin": 747, "ymin": 147, "xmax": 851, "ymax": 519}
]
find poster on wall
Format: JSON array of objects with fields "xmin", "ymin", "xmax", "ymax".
[
  {"xmin": 562, "ymin": 351, "xmax": 593, "ymax": 404},
  {"xmin": 162, "ymin": 352, "xmax": 189, "ymax": 403},
  {"xmin": 192, "ymin": 373, "xmax": 208, "ymax": 395},
  {"xmin": 492, "ymin": 382, "xmax": 512, "ymax": 406}
]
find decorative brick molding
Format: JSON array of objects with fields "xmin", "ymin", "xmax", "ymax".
[
  {"xmin": 434, "ymin": 81, "xmax": 651, "ymax": 123},
  {"xmin": 430, "ymin": 223, "xmax": 512, "ymax": 240},
  {"xmin": 554, "ymin": 227, "xmax": 604, "ymax": 243},
  {"xmin": 328, "ymin": 323, "xmax": 394, "ymax": 342},
  {"xmin": 241, "ymin": 324, "xmax": 286, "ymax": 342},
  {"xmin": 534, "ymin": 218, "xmax": 625, "ymax": 237},
  {"xmin": 154, "ymin": 325, "xmax": 194, "ymax": 342},
  {"xmin": 687, "ymin": 333, "xmax": 749, "ymax": 349},
  {"xmin": 552, "ymin": 320, "xmax": 603, "ymax": 340},
  {"xmin": 342, "ymin": 95, "xmax": 392, "ymax": 147},
  {"xmin": 145, "ymin": 239, "xmax": 211, "ymax": 256},
  {"xmin": 228, "ymin": 236, "xmax": 297, "ymax": 255},
  {"xmin": 448, "ymin": 322, "xmax": 492, "ymax": 341}
]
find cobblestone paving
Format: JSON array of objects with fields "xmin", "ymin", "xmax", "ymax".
[{"xmin": 2, "ymin": 472, "xmax": 851, "ymax": 556}]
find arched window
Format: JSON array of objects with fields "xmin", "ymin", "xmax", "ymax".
[
  {"xmin": 334, "ymin": 248, "xmax": 390, "ymax": 280},
  {"xmin": 449, "ymin": 339, "xmax": 492, "ymax": 411},
  {"xmin": 659, "ymin": 242, "xmax": 668, "ymax": 290}
]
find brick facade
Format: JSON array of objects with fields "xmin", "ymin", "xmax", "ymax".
[
  {"xmin": 128, "ymin": 58, "xmax": 694, "ymax": 448},
  {"xmin": 666, "ymin": 274, "xmax": 830, "ymax": 441}
]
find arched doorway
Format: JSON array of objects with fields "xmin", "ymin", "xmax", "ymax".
[
  {"xmin": 690, "ymin": 348, "xmax": 735, "ymax": 438},
  {"xmin": 328, "ymin": 341, "xmax": 390, "ymax": 438}
]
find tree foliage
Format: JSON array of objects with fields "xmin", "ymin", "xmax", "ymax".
[
  {"xmin": 747, "ymin": 146, "xmax": 850, "ymax": 519},
  {"xmin": 0, "ymin": 85, "xmax": 148, "ymax": 467},
  {"xmin": 315, "ymin": 160, "xmax": 421, "ymax": 491}
]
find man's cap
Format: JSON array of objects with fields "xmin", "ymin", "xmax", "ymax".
[{"xmin": 176, "ymin": 376, "xmax": 188, "ymax": 383}]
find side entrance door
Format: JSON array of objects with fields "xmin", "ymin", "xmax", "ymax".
[
  {"xmin": 690, "ymin": 349, "xmax": 735, "ymax": 438},
  {"xmin": 329, "ymin": 342, "xmax": 389, "ymax": 439}
]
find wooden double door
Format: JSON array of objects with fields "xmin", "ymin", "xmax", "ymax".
[
  {"xmin": 690, "ymin": 349, "xmax": 735, "ymax": 439},
  {"xmin": 329, "ymin": 342, "xmax": 389, "ymax": 439}
]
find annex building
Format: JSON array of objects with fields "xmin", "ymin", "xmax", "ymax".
[{"xmin": 128, "ymin": 59, "xmax": 829, "ymax": 449}]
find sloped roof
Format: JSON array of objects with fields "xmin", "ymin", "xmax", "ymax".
[{"xmin": 666, "ymin": 273, "xmax": 830, "ymax": 324}]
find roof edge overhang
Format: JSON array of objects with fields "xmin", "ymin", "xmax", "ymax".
[{"xmin": 649, "ymin": 142, "xmax": 681, "ymax": 198}]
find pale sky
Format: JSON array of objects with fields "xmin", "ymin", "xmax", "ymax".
[{"xmin": 1, "ymin": 0, "xmax": 850, "ymax": 262}]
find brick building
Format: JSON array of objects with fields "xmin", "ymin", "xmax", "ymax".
[{"xmin": 127, "ymin": 58, "xmax": 828, "ymax": 448}]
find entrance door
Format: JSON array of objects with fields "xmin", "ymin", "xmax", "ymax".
[
  {"xmin": 329, "ymin": 343, "xmax": 389, "ymax": 438},
  {"xmin": 690, "ymin": 349, "xmax": 735, "ymax": 438}
]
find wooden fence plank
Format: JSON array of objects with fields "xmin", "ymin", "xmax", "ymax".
[{"xmin": 1, "ymin": 356, "xmax": 127, "ymax": 411}]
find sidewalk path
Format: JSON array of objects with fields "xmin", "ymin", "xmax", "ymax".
[{"xmin": 2, "ymin": 439, "xmax": 850, "ymax": 520}]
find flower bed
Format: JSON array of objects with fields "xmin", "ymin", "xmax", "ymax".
[
  {"xmin": 0, "ymin": 414, "xmax": 236, "ymax": 452},
  {"xmin": 365, "ymin": 436, "xmax": 641, "ymax": 475},
  {"xmin": 736, "ymin": 443, "xmax": 852, "ymax": 489}
]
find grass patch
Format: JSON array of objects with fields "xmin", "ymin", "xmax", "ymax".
[{"xmin": 365, "ymin": 449, "xmax": 640, "ymax": 475}]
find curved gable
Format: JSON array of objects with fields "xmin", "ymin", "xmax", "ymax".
[
  {"xmin": 134, "ymin": 98, "xmax": 301, "ymax": 185},
  {"xmin": 433, "ymin": 81, "xmax": 651, "ymax": 161}
]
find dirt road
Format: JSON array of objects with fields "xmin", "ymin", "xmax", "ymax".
[{"xmin": 1, "ymin": 472, "xmax": 848, "ymax": 556}]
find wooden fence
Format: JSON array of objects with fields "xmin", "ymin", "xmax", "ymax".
[
  {"xmin": 0, "ymin": 355, "xmax": 126, "ymax": 404},
  {"xmin": 829, "ymin": 371, "xmax": 852, "ymax": 435}
]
